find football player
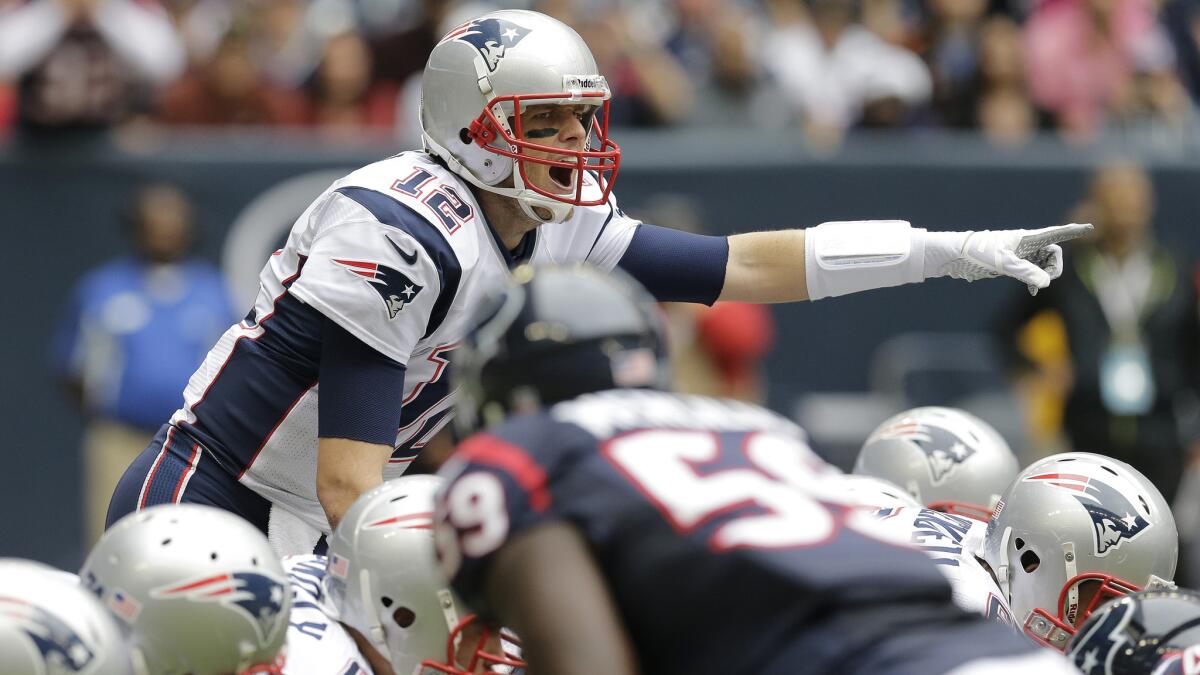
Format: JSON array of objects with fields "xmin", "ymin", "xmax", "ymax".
[
  {"xmin": 0, "ymin": 559, "xmax": 132, "ymax": 675},
  {"xmin": 433, "ymin": 264, "xmax": 1075, "ymax": 674},
  {"xmin": 854, "ymin": 406, "xmax": 1019, "ymax": 520},
  {"xmin": 981, "ymin": 452, "xmax": 1179, "ymax": 652},
  {"xmin": 107, "ymin": 8, "xmax": 1089, "ymax": 555},
  {"xmin": 1066, "ymin": 588, "xmax": 1200, "ymax": 675},
  {"xmin": 82, "ymin": 504, "xmax": 290, "ymax": 674},
  {"xmin": 282, "ymin": 474, "xmax": 523, "ymax": 675}
]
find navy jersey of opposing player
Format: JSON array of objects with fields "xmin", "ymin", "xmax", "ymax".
[{"xmin": 435, "ymin": 390, "xmax": 1049, "ymax": 675}]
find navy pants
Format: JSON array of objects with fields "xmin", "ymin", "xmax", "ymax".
[{"xmin": 107, "ymin": 424, "xmax": 272, "ymax": 534}]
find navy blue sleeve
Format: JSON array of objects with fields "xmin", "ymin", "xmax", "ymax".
[
  {"xmin": 318, "ymin": 317, "xmax": 406, "ymax": 445},
  {"xmin": 616, "ymin": 223, "xmax": 728, "ymax": 305}
]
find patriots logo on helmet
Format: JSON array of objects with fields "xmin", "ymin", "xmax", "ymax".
[
  {"xmin": 443, "ymin": 18, "xmax": 531, "ymax": 72},
  {"xmin": 333, "ymin": 238, "xmax": 424, "ymax": 320},
  {"xmin": 878, "ymin": 422, "xmax": 976, "ymax": 485},
  {"xmin": 1025, "ymin": 472, "xmax": 1152, "ymax": 556},
  {"xmin": 1068, "ymin": 597, "xmax": 1134, "ymax": 675},
  {"xmin": 0, "ymin": 596, "xmax": 95, "ymax": 673},
  {"xmin": 151, "ymin": 572, "xmax": 286, "ymax": 644}
]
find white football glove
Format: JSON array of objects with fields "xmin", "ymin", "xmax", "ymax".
[{"xmin": 923, "ymin": 224, "xmax": 1093, "ymax": 295}]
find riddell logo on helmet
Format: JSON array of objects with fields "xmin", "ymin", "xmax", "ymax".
[
  {"xmin": 442, "ymin": 18, "xmax": 532, "ymax": 72},
  {"xmin": 1024, "ymin": 473, "xmax": 1152, "ymax": 556}
]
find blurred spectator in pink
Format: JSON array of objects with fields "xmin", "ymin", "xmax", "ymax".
[
  {"xmin": 303, "ymin": 30, "xmax": 399, "ymax": 137},
  {"xmin": 157, "ymin": 30, "xmax": 307, "ymax": 126},
  {"xmin": 0, "ymin": 0, "xmax": 185, "ymax": 132},
  {"xmin": 763, "ymin": 0, "xmax": 932, "ymax": 146},
  {"xmin": 1024, "ymin": 0, "xmax": 1178, "ymax": 139}
]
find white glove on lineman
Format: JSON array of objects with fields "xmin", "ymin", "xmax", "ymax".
[
  {"xmin": 804, "ymin": 221, "xmax": 1092, "ymax": 300},
  {"xmin": 923, "ymin": 224, "xmax": 1092, "ymax": 295}
]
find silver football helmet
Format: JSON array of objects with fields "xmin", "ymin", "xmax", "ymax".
[
  {"xmin": 981, "ymin": 452, "xmax": 1178, "ymax": 652},
  {"xmin": 324, "ymin": 475, "xmax": 523, "ymax": 675},
  {"xmin": 833, "ymin": 474, "xmax": 922, "ymax": 509},
  {"xmin": 420, "ymin": 9, "xmax": 620, "ymax": 224},
  {"xmin": 854, "ymin": 406, "xmax": 1018, "ymax": 521},
  {"xmin": 80, "ymin": 505, "xmax": 290, "ymax": 675},
  {"xmin": 0, "ymin": 559, "xmax": 133, "ymax": 675}
]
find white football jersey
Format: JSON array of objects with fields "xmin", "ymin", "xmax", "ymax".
[
  {"xmin": 869, "ymin": 507, "xmax": 1016, "ymax": 627},
  {"xmin": 282, "ymin": 555, "xmax": 372, "ymax": 675},
  {"xmin": 168, "ymin": 151, "xmax": 640, "ymax": 540}
]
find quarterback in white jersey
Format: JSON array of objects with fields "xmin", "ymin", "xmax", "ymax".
[
  {"xmin": 870, "ymin": 506, "xmax": 1016, "ymax": 626},
  {"xmin": 107, "ymin": 8, "xmax": 1080, "ymax": 554},
  {"xmin": 283, "ymin": 555, "xmax": 372, "ymax": 675}
]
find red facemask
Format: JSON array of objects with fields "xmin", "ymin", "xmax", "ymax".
[
  {"xmin": 467, "ymin": 92, "xmax": 621, "ymax": 209},
  {"xmin": 420, "ymin": 614, "xmax": 526, "ymax": 674},
  {"xmin": 1023, "ymin": 572, "xmax": 1141, "ymax": 652}
]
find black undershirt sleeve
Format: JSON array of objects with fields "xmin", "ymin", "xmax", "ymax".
[{"xmin": 616, "ymin": 223, "xmax": 729, "ymax": 306}]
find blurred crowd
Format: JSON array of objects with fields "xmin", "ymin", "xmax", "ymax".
[{"xmin": 1, "ymin": 0, "xmax": 1200, "ymax": 146}]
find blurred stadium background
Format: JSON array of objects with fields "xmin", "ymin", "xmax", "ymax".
[{"xmin": 3, "ymin": 0, "xmax": 1200, "ymax": 573}]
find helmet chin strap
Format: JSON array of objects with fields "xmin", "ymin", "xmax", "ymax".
[
  {"xmin": 995, "ymin": 526, "xmax": 1013, "ymax": 601},
  {"xmin": 357, "ymin": 569, "xmax": 391, "ymax": 660}
]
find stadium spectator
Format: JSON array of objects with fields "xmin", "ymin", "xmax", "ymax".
[
  {"xmin": 762, "ymin": 0, "xmax": 932, "ymax": 146},
  {"xmin": 157, "ymin": 30, "xmax": 307, "ymax": 126},
  {"xmin": 0, "ymin": 0, "xmax": 185, "ymax": 132},
  {"xmin": 974, "ymin": 15, "xmax": 1041, "ymax": 146},
  {"xmin": 662, "ymin": 0, "xmax": 788, "ymax": 127},
  {"xmin": 1024, "ymin": 0, "xmax": 1177, "ymax": 139},
  {"xmin": 996, "ymin": 162, "xmax": 1200, "ymax": 504},
  {"xmin": 548, "ymin": 2, "xmax": 695, "ymax": 126},
  {"xmin": 303, "ymin": 30, "xmax": 399, "ymax": 137},
  {"xmin": 51, "ymin": 183, "xmax": 235, "ymax": 545},
  {"xmin": 923, "ymin": 0, "xmax": 989, "ymax": 128}
]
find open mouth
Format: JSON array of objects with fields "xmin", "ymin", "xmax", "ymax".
[{"xmin": 548, "ymin": 165, "xmax": 574, "ymax": 191}]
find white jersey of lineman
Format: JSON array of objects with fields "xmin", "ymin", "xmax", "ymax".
[
  {"xmin": 283, "ymin": 555, "xmax": 372, "ymax": 675},
  {"xmin": 870, "ymin": 507, "xmax": 1016, "ymax": 627},
  {"xmin": 168, "ymin": 151, "xmax": 640, "ymax": 548}
]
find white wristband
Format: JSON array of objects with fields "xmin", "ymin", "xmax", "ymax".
[{"xmin": 804, "ymin": 220, "xmax": 928, "ymax": 300}]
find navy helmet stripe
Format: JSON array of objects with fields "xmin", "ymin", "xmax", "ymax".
[{"xmin": 335, "ymin": 187, "xmax": 462, "ymax": 338}]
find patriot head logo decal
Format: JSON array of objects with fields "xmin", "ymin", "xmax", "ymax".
[
  {"xmin": 877, "ymin": 421, "xmax": 976, "ymax": 485},
  {"xmin": 1025, "ymin": 472, "xmax": 1152, "ymax": 556},
  {"xmin": 0, "ymin": 596, "xmax": 95, "ymax": 674},
  {"xmin": 152, "ymin": 572, "xmax": 286, "ymax": 644},
  {"xmin": 333, "ymin": 237, "xmax": 424, "ymax": 320},
  {"xmin": 443, "ymin": 17, "xmax": 531, "ymax": 72}
]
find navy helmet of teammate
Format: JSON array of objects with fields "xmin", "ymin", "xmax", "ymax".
[
  {"xmin": 0, "ymin": 559, "xmax": 133, "ymax": 675},
  {"xmin": 1066, "ymin": 588, "xmax": 1200, "ymax": 675},
  {"xmin": 433, "ymin": 264, "xmax": 1076, "ymax": 675},
  {"xmin": 82, "ymin": 504, "xmax": 290, "ymax": 675},
  {"xmin": 107, "ymin": 7, "xmax": 1087, "ymax": 558}
]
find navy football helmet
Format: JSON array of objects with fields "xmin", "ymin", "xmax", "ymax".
[
  {"xmin": 453, "ymin": 264, "xmax": 668, "ymax": 435},
  {"xmin": 1067, "ymin": 588, "xmax": 1200, "ymax": 675}
]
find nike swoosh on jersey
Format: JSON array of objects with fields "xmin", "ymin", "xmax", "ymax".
[{"xmin": 386, "ymin": 236, "xmax": 420, "ymax": 265}]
